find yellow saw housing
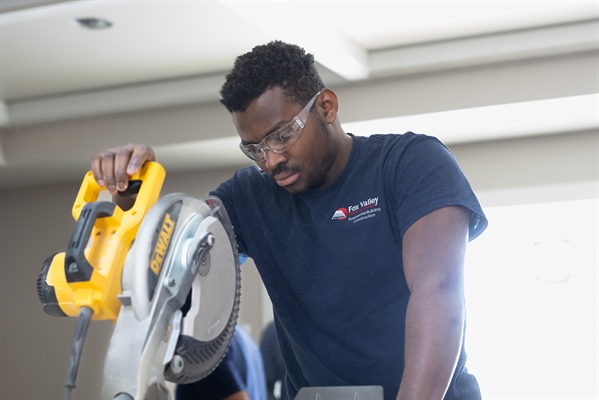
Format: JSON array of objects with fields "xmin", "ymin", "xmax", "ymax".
[{"xmin": 38, "ymin": 162, "xmax": 165, "ymax": 321}]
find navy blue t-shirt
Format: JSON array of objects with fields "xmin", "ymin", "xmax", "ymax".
[{"xmin": 211, "ymin": 133, "xmax": 488, "ymax": 400}]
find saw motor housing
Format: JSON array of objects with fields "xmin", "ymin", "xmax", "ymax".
[{"xmin": 37, "ymin": 162, "xmax": 165, "ymax": 321}]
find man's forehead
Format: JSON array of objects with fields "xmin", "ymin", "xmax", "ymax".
[
  {"xmin": 241, "ymin": 88, "xmax": 298, "ymax": 121},
  {"xmin": 233, "ymin": 89, "xmax": 297, "ymax": 143}
]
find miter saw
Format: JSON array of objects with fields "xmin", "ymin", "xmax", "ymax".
[{"xmin": 36, "ymin": 162, "xmax": 241, "ymax": 400}]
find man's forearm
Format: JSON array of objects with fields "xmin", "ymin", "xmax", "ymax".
[{"xmin": 396, "ymin": 289, "xmax": 465, "ymax": 400}]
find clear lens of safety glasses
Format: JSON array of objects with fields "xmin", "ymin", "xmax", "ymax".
[{"xmin": 239, "ymin": 91, "xmax": 321, "ymax": 162}]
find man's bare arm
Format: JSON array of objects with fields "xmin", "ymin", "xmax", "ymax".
[{"xmin": 397, "ymin": 206, "xmax": 470, "ymax": 400}]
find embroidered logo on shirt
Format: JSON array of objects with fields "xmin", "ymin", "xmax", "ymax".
[
  {"xmin": 332, "ymin": 197, "xmax": 381, "ymax": 223},
  {"xmin": 331, "ymin": 208, "xmax": 348, "ymax": 220}
]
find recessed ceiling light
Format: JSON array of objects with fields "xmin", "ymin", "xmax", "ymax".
[{"xmin": 75, "ymin": 17, "xmax": 113, "ymax": 30}]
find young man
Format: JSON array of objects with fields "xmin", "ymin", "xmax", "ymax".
[{"xmin": 92, "ymin": 41, "xmax": 488, "ymax": 400}]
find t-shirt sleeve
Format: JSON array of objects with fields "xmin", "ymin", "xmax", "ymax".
[
  {"xmin": 210, "ymin": 173, "xmax": 250, "ymax": 257},
  {"xmin": 387, "ymin": 135, "xmax": 487, "ymax": 241}
]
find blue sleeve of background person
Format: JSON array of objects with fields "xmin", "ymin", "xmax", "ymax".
[
  {"xmin": 175, "ymin": 330, "xmax": 245, "ymax": 399},
  {"xmin": 236, "ymin": 325, "xmax": 268, "ymax": 400}
]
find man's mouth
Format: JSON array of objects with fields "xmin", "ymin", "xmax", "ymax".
[{"xmin": 275, "ymin": 171, "xmax": 299, "ymax": 187}]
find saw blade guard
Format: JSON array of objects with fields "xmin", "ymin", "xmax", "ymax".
[
  {"xmin": 103, "ymin": 193, "xmax": 241, "ymax": 399},
  {"xmin": 164, "ymin": 195, "xmax": 241, "ymax": 383}
]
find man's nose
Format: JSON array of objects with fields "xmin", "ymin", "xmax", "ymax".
[{"xmin": 263, "ymin": 149, "xmax": 287, "ymax": 172}]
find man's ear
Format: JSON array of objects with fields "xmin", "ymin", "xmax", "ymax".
[{"xmin": 319, "ymin": 89, "xmax": 339, "ymax": 124}]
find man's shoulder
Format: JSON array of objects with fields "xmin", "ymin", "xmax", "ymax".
[
  {"xmin": 351, "ymin": 132, "xmax": 439, "ymax": 162},
  {"xmin": 353, "ymin": 131, "xmax": 431, "ymax": 150}
]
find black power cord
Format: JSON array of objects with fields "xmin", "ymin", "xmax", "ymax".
[{"xmin": 64, "ymin": 306, "xmax": 93, "ymax": 400}]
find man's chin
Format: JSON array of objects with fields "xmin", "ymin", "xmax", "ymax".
[{"xmin": 282, "ymin": 183, "xmax": 304, "ymax": 194}]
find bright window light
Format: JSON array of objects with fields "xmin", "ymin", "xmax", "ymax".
[{"xmin": 464, "ymin": 198, "xmax": 598, "ymax": 399}]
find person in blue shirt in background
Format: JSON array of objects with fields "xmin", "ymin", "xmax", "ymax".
[
  {"xmin": 176, "ymin": 324, "xmax": 267, "ymax": 400},
  {"xmin": 259, "ymin": 321, "xmax": 287, "ymax": 400}
]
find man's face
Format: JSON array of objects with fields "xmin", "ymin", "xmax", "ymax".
[{"xmin": 232, "ymin": 87, "xmax": 336, "ymax": 194}]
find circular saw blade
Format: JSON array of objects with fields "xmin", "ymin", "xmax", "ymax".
[{"xmin": 129, "ymin": 193, "xmax": 241, "ymax": 384}]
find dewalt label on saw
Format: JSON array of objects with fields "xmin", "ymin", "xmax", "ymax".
[{"xmin": 148, "ymin": 200, "xmax": 182, "ymax": 301}]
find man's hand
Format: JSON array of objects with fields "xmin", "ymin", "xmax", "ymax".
[
  {"xmin": 91, "ymin": 143, "xmax": 156, "ymax": 194},
  {"xmin": 90, "ymin": 143, "xmax": 156, "ymax": 210}
]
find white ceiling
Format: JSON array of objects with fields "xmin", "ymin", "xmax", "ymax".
[
  {"xmin": 1, "ymin": 0, "xmax": 596, "ymax": 100},
  {"xmin": 0, "ymin": 0, "xmax": 598, "ymax": 188}
]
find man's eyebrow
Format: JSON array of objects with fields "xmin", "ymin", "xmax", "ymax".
[{"xmin": 241, "ymin": 119, "xmax": 290, "ymax": 146}]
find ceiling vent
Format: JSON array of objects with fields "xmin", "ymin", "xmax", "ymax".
[{"xmin": 75, "ymin": 17, "xmax": 112, "ymax": 30}]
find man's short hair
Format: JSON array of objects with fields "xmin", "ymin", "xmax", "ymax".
[{"xmin": 220, "ymin": 41, "xmax": 325, "ymax": 113}]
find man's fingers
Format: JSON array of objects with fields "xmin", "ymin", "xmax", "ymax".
[
  {"xmin": 115, "ymin": 145, "xmax": 138, "ymax": 192},
  {"xmin": 90, "ymin": 152, "xmax": 105, "ymax": 187},
  {"xmin": 127, "ymin": 144, "xmax": 156, "ymax": 176},
  {"xmin": 99, "ymin": 148, "xmax": 120, "ymax": 193},
  {"xmin": 90, "ymin": 143, "xmax": 156, "ymax": 194}
]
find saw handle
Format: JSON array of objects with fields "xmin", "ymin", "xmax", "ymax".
[
  {"xmin": 65, "ymin": 201, "xmax": 117, "ymax": 283},
  {"xmin": 117, "ymin": 179, "xmax": 142, "ymax": 198}
]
